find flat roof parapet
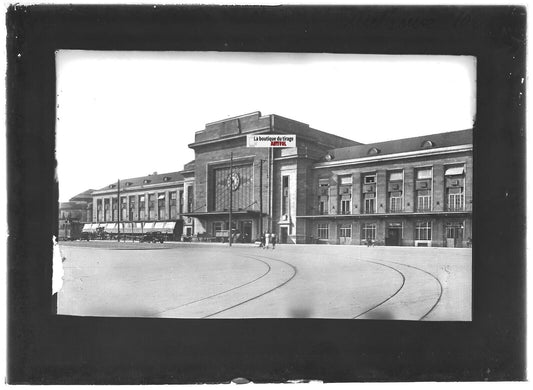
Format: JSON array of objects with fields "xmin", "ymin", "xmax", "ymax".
[{"xmin": 194, "ymin": 111, "xmax": 271, "ymax": 144}]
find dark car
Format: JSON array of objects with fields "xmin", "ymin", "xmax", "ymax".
[{"xmin": 140, "ymin": 231, "xmax": 165, "ymax": 243}]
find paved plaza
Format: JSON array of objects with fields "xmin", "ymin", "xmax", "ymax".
[{"xmin": 57, "ymin": 242, "xmax": 471, "ymax": 321}]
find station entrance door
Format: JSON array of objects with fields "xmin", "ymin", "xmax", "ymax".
[
  {"xmin": 240, "ymin": 220, "xmax": 252, "ymax": 243},
  {"xmin": 385, "ymin": 223, "xmax": 402, "ymax": 246},
  {"xmin": 280, "ymin": 227, "xmax": 288, "ymax": 244}
]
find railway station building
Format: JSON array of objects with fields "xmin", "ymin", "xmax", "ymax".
[{"xmin": 85, "ymin": 111, "xmax": 472, "ymax": 247}]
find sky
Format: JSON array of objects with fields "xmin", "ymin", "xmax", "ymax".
[{"xmin": 56, "ymin": 51, "xmax": 475, "ymax": 201}]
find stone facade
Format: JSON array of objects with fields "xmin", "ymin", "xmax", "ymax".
[{"xmin": 85, "ymin": 111, "xmax": 472, "ymax": 246}]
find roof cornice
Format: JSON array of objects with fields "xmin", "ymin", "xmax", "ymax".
[
  {"xmin": 313, "ymin": 144, "xmax": 473, "ymax": 169},
  {"xmin": 92, "ymin": 180, "xmax": 185, "ymax": 196}
]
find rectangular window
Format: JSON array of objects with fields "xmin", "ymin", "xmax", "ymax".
[
  {"xmin": 341, "ymin": 199, "xmax": 351, "ymax": 214},
  {"xmin": 317, "ymin": 223, "xmax": 329, "ymax": 239},
  {"xmin": 417, "ymin": 168, "xmax": 432, "ymax": 180},
  {"xmin": 388, "ymin": 171, "xmax": 403, "ymax": 213},
  {"xmin": 339, "ymin": 175, "xmax": 352, "ymax": 214},
  {"xmin": 111, "ymin": 198, "xmax": 118, "ymax": 221},
  {"xmin": 128, "ymin": 196, "xmax": 135, "ymax": 221},
  {"xmin": 170, "ymin": 192, "xmax": 177, "ymax": 204},
  {"xmin": 318, "ymin": 178, "xmax": 329, "ymax": 215},
  {"xmin": 416, "ymin": 221, "xmax": 432, "ymax": 240},
  {"xmin": 187, "ymin": 186, "xmax": 194, "ymax": 213},
  {"xmin": 363, "ymin": 174, "xmax": 376, "ymax": 213},
  {"xmin": 120, "ymin": 197, "xmax": 127, "ymax": 220},
  {"xmin": 319, "ymin": 178, "xmax": 329, "ymax": 187},
  {"xmin": 282, "ymin": 175, "xmax": 289, "ymax": 215},
  {"xmin": 445, "ymin": 164, "xmax": 465, "ymax": 211},
  {"xmin": 416, "ymin": 168, "xmax": 432, "ymax": 211},
  {"xmin": 158, "ymin": 193, "xmax": 166, "ymax": 219},
  {"xmin": 361, "ymin": 223, "xmax": 376, "ymax": 240},
  {"xmin": 364, "ymin": 175, "xmax": 376, "ymax": 184},
  {"xmin": 448, "ymin": 190, "xmax": 465, "ymax": 211},
  {"xmin": 417, "ymin": 190, "xmax": 432, "ymax": 211},
  {"xmin": 97, "ymin": 199, "xmax": 102, "ymax": 221},
  {"xmin": 339, "ymin": 224, "xmax": 352, "ymax": 238},
  {"xmin": 389, "ymin": 171, "xmax": 403, "ymax": 181},
  {"xmin": 364, "ymin": 195, "xmax": 375, "ymax": 214},
  {"xmin": 148, "ymin": 194, "xmax": 155, "ymax": 220},
  {"xmin": 318, "ymin": 200, "xmax": 326, "ymax": 215},
  {"xmin": 446, "ymin": 222, "xmax": 464, "ymax": 239},
  {"xmin": 389, "ymin": 192, "xmax": 403, "ymax": 213},
  {"xmin": 139, "ymin": 195, "xmax": 145, "ymax": 220},
  {"xmin": 339, "ymin": 176, "xmax": 352, "ymax": 185},
  {"xmin": 170, "ymin": 192, "xmax": 177, "ymax": 219}
]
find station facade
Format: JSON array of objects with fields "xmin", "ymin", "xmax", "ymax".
[{"xmin": 85, "ymin": 111, "xmax": 472, "ymax": 247}]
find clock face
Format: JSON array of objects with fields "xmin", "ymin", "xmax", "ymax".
[{"xmin": 226, "ymin": 172, "xmax": 240, "ymax": 191}]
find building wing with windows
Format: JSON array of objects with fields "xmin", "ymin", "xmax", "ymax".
[{"xmin": 81, "ymin": 111, "xmax": 472, "ymax": 247}]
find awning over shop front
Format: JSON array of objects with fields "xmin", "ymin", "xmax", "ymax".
[
  {"xmin": 82, "ymin": 223, "xmax": 93, "ymax": 232},
  {"xmin": 154, "ymin": 222, "xmax": 166, "ymax": 229},
  {"xmin": 159, "ymin": 221, "xmax": 176, "ymax": 233},
  {"xmin": 84, "ymin": 221, "xmax": 178, "ymax": 234},
  {"xmin": 121, "ymin": 223, "xmax": 133, "ymax": 232},
  {"xmin": 105, "ymin": 223, "xmax": 118, "ymax": 233},
  {"xmin": 143, "ymin": 222, "xmax": 155, "ymax": 232},
  {"xmin": 164, "ymin": 221, "xmax": 176, "ymax": 230},
  {"xmin": 139, "ymin": 221, "xmax": 177, "ymax": 233}
]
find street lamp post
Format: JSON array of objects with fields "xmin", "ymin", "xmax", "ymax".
[
  {"xmin": 259, "ymin": 159, "xmax": 265, "ymax": 236},
  {"xmin": 228, "ymin": 152, "xmax": 233, "ymax": 247},
  {"xmin": 117, "ymin": 178, "xmax": 121, "ymax": 242}
]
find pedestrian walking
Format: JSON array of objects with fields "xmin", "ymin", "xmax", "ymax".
[
  {"xmin": 264, "ymin": 232, "xmax": 271, "ymax": 249},
  {"xmin": 271, "ymin": 233, "xmax": 276, "ymax": 249},
  {"xmin": 259, "ymin": 232, "xmax": 265, "ymax": 248}
]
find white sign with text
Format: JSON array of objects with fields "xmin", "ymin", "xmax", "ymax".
[{"xmin": 246, "ymin": 134, "xmax": 296, "ymax": 148}]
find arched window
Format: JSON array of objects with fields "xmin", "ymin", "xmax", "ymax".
[{"xmin": 367, "ymin": 147, "xmax": 381, "ymax": 155}]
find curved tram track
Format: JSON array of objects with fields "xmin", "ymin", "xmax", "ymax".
[
  {"xmin": 352, "ymin": 257, "xmax": 444, "ymax": 321},
  {"xmin": 153, "ymin": 253, "xmax": 297, "ymax": 319}
]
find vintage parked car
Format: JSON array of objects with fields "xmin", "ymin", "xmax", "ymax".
[{"xmin": 140, "ymin": 231, "xmax": 165, "ymax": 243}]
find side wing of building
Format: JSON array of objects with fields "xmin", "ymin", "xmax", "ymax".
[{"xmin": 297, "ymin": 130, "xmax": 473, "ymax": 247}]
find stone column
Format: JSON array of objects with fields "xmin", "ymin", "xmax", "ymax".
[
  {"xmin": 352, "ymin": 173, "xmax": 361, "ymax": 215},
  {"xmin": 165, "ymin": 190, "xmax": 170, "ymax": 219},
  {"xmin": 93, "ymin": 198, "xmax": 98, "ymax": 222},
  {"xmin": 376, "ymin": 170, "xmax": 387, "ymax": 214},
  {"xmin": 433, "ymin": 164, "xmax": 445, "ymax": 212},
  {"xmin": 404, "ymin": 167, "xmax": 415, "ymax": 212},
  {"xmin": 329, "ymin": 175, "xmax": 338, "ymax": 215},
  {"xmin": 145, "ymin": 192, "xmax": 150, "ymax": 220}
]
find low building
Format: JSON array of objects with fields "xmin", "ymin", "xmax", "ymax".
[
  {"xmin": 58, "ymin": 189, "xmax": 94, "ymax": 240},
  {"xmin": 82, "ymin": 111, "xmax": 472, "ymax": 246},
  {"xmin": 88, "ymin": 171, "xmax": 187, "ymax": 239}
]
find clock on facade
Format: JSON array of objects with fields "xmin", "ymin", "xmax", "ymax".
[{"xmin": 226, "ymin": 172, "xmax": 240, "ymax": 191}]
